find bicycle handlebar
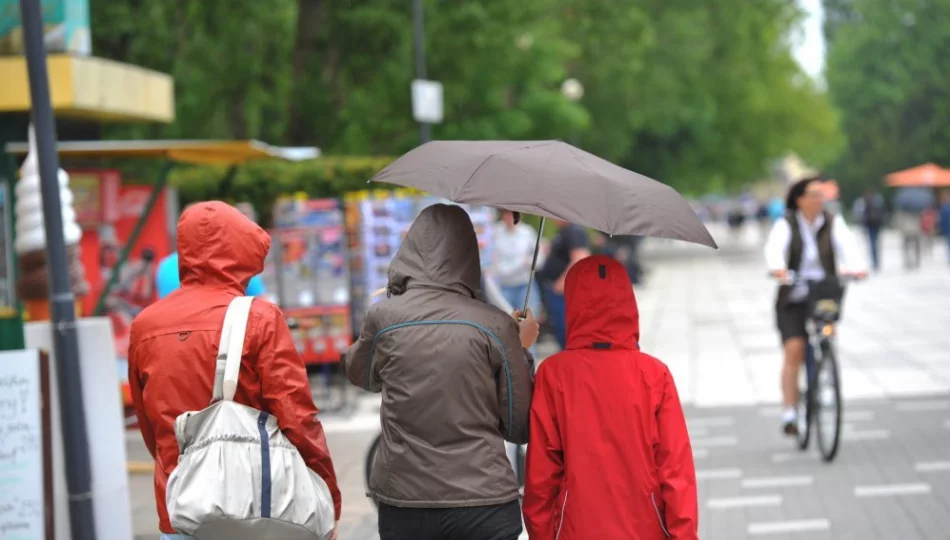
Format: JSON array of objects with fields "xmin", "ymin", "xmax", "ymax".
[{"xmin": 767, "ymin": 270, "xmax": 866, "ymax": 286}]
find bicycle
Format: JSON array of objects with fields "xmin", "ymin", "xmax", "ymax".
[{"xmin": 775, "ymin": 271, "xmax": 862, "ymax": 462}]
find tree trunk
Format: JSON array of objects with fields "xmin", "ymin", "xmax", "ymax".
[{"xmin": 286, "ymin": 0, "xmax": 328, "ymax": 145}]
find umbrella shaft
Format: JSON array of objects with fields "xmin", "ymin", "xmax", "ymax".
[{"xmin": 522, "ymin": 217, "xmax": 546, "ymax": 317}]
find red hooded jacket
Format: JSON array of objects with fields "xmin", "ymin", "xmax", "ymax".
[
  {"xmin": 523, "ymin": 255, "xmax": 697, "ymax": 540},
  {"xmin": 129, "ymin": 202, "xmax": 341, "ymax": 533}
]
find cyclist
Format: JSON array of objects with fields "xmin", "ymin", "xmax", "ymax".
[{"xmin": 764, "ymin": 176, "xmax": 867, "ymax": 436}]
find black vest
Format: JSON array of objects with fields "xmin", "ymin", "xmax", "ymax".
[{"xmin": 778, "ymin": 211, "xmax": 836, "ymax": 305}]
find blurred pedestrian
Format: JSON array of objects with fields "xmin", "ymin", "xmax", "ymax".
[
  {"xmin": 764, "ymin": 177, "xmax": 866, "ymax": 435},
  {"xmin": 491, "ymin": 210, "xmax": 541, "ymax": 341},
  {"xmin": 609, "ymin": 235, "xmax": 645, "ymax": 285},
  {"xmin": 859, "ymin": 188, "xmax": 886, "ymax": 271},
  {"xmin": 129, "ymin": 201, "xmax": 341, "ymax": 539},
  {"xmin": 342, "ymin": 204, "xmax": 538, "ymax": 540},
  {"xmin": 537, "ymin": 219, "xmax": 590, "ymax": 349},
  {"xmin": 768, "ymin": 195, "xmax": 786, "ymax": 224},
  {"xmin": 726, "ymin": 202, "xmax": 746, "ymax": 243},
  {"xmin": 940, "ymin": 190, "xmax": 950, "ymax": 264},
  {"xmin": 756, "ymin": 202, "xmax": 771, "ymax": 243},
  {"xmin": 921, "ymin": 205, "xmax": 937, "ymax": 259},
  {"xmin": 523, "ymin": 256, "xmax": 698, "ymax": 540},
  {"xmin": 895, "ymin": 209, "xmax": 923, "ymax": 270}
]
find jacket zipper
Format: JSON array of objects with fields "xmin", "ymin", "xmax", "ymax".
[
  {"xmin": 651, "ymin": 493, "xmax": 671, "ymax": 538},
  {"xmin": 555, "ymin": 490, "xmax": 569, "ymax": 540}
]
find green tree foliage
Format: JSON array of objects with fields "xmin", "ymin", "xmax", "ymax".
[
  {"xmin": 570, "ymin": 0, "xmax": 843, "ymax": 193},
  {"xmin": 89, "ymin": 0, "xmax": 841, "ymax": 195},
  {"xmin": 823, "ymin": 0, "xmax": 858, "ymax": 44},
  {"xmin": 825, "ymin": 0, "xmax": 950, "ymax": 199},
  {"xmin": 90, "ymin": 0, "xmax": 296, "ymax": 141}
]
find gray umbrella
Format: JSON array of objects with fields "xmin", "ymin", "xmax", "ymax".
[
  {"xmin": 370, "ymin": 140, "xmax": 717, "ymax": 247},
  {"xmin": 370, "ymin": 140, "xmax": 716, "ymax": 313}
]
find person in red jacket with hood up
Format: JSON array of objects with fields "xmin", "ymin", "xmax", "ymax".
[
  {"xmin": 523, "ymin": 255, "xmax": 698, "ymax": 540},
  {"xmin": 129, "ymin": 201, "xmax": 341, "ymax": 538}
]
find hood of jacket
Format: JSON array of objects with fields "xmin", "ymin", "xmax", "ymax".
[
  {"xmin": 564, "ymin": 255, "xmax": 639, "ymax": 351},
  {"xmin": 388, "ymin": 203, "xmax": 483, "ymax": 299},
  {"xmin": 177, "ymin": 201, "xmax": 270, "ymax": 294}
]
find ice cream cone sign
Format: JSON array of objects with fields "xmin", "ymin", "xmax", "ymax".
[{"xmin": 14, "ymin": 124, "xmax": 88, "ymax": 321}]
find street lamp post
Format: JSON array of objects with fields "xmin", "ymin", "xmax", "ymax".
[
  {"xmin": 17, "ymin": 0, "xmax": 97, "ymax": 538},
  {"xmin": 412, "ymin": 0, "xmax": 430, "ymax": 144},
  {"xmin": 561, "ymin": 78, "xmax": 584, "ymax": 146}
]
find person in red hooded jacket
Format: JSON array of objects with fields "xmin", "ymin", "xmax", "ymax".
[
  {"xmin": 129, "ymin": 201, "xmax": 341, "ymax": 539},
  {"xmin": 522, "ymin": 255, "xmax": 697, "ymax": 540}
]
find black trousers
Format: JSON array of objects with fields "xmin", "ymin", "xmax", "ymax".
[{"xmin": 378, "ymin": 500, "xmax": 523, "ymax": 540}]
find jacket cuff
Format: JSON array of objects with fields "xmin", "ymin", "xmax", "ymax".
[{"xmin": 523, "ymin": 348, "xmax": 536, "ymax": 383}]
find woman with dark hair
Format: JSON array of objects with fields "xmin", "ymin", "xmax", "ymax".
[{"xmin": 763, "ymin": 177, "xmax": 867, "ymax": 435}]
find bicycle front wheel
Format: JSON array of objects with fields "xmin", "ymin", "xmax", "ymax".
[
  {"xmin": 815, "ymin": 341, "xmax": 843, "ymax": 462},
  {"xmin": 796, "ymin": 365, "xmax": 813, "ymax": 450}
]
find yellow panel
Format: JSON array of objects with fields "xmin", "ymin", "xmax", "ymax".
[
  {"xmin": 0, "ymin": 55, "xmax": 75, "ymax": 110},
  {"xmin": 4, "ymin": 140, "xmax": 318, "ymax": 166},
  {"xmin": 0, "ymin": 55, "xmax": 174, "ymax": 123}
]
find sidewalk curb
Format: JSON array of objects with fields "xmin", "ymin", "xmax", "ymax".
[{"xmin": 128, "ymin": 461, "xmax": 155, "ymax": 475}]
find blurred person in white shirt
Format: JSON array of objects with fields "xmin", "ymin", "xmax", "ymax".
[{"xmin": 491, "ymin": 210, "xmax": 541, "ymax": 342}]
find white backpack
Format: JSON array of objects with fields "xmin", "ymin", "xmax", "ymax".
[{"xmin": 165, "ymin": 296, "xmax": 335, "ymax": 540}]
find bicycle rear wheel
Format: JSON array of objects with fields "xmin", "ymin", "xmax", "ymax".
[
  {"xmin": 365, "ymin": 433, "xmax": 381, "ymax": 508},
  {"xmin": 815, "ymin": 341, "xmax": 843, "ymax": 462}
]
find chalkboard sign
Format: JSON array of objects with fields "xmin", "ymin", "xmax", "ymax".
[{"xmin": 0, "ymin": 349, "xmax": 52, "ymax": 540}]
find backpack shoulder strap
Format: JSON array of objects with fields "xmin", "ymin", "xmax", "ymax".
[{"xmin": 212, "ymin": 296, "xmax": 255, "ymax": 403}]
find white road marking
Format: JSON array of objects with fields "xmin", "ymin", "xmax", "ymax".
[
  {"xmin": 758, "ymin": 406, "xmax": 783, "ymax": 417},
  {"xmin": 914, "ymin": 461, "xmax": 950, "ymax": 472},
  {"xmin": 748, "ymin": 519, "xmax": 830, "ymax": 535},
  {"xmin": 687, "ymin": 416, "xmax": 735, "ymax": 428},
  {"xmin": 944, "ymin": 419, "xmax": 950, "ymax": 429},
  {"xmin": 708, "ymin": 495, "xmax": 782, "ymax": 509},
  {"xmin": 693, "ymin": 448, "xmax": 709, "ymax": 459},
  {"xmin": 691, "ymin": 436, "xmax": 739, "ymax": 447},
  {"xmin": 845, "ymin": 410, "xmax": 875, "ymax": 421},
  {"xmin": 895, "ymin": 400, "xmax": 950, "ymax": 412},
  {"xmin": 854, "ymin": 483, "xmax": 932, "ymax": 497},
  {"xmin": 771, "ymin": 452, "xmax": 809, "ymax": 463},
  {"xmin": 741, "ymin": 476, "xmax": 813, "ymax": 489},
  {"xmin": 843, "ymin": 429, "xmax": 890, "ymax": 441},
  {"xmin": 689, "ymin": 427, "xmax": 710, "ymax": 437},
  {"xmin": 696, "ymin": 468, "xmax": 743, "ymax": 480}
]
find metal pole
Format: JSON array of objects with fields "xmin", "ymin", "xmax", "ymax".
[
  {"xmin": 412, "ymin": 0, "xmax": 431, "ymax": 144},
  {"xmin": 522, "ymin": 216, "xmax": 546, "ymax": 316},
  {"xmin": 18, "ymin": 0, "xmax": 97, "ymax": 538}
]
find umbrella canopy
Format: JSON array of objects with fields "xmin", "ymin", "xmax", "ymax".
[
  {"xmin": 370, "ymin": 140, "xmax": 716, "ymax": 248},
  {"xmin": 886, "ymin": 163, "xmax": 950, "ymax": 187},
  {"xmin": 893, "ymin": 187, "xmax": 936, "ymax": 212}
]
